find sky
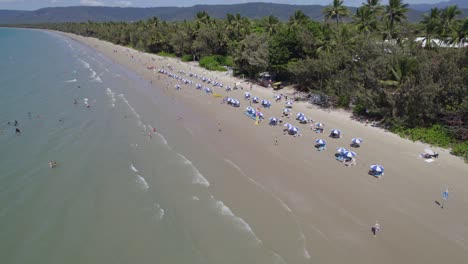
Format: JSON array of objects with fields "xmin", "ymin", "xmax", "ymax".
[{"xmin": 0, "ymin": 0, "xmax": 450, "ymax": 11}]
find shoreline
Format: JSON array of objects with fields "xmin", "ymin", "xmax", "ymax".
[{"xmin": 52, "ymin": 30, "xmax": 468, "ymax": 264}]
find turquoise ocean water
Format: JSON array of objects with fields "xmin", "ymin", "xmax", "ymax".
[{"xmin": 0, "ymin": 29, "xmax": 308, "ymax": 264}]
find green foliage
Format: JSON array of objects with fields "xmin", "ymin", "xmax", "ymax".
[
  {"xmin": 181, "ymin": 54, "xmax": 194, "ymax": 62},
  {"xmin": 157, "ymin": 51, "xmax": 176, "ymax": 57},
  {"xmin": 199, "ymin": 55, "xmax": 232, "ymax": 71},
  {"xmin": 392, "ymin": 125, "xmax": 453, "ymax": 147},
  {"xmin": 451, "ymin": 141, "xmax": 468, "ymax": 162}
]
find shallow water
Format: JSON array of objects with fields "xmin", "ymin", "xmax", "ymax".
[{"xmin": 0, "ymin": 29, "xmax": 310, "ymax": 264}]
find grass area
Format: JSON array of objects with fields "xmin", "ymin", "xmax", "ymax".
[
  {"xmin": 157, "ymin": 51, "xmax": 177, "ymax": 57},
  {"xmin": 181, "ymin": 54, "xmax": 194, "ymax": 62},
  {"xmin": 392, "ymin": 124, "xmax": 467, "ymax": 161},
  {"xmin": 199, "ymin": 55, "xmax": 233, "ymax": 71}
]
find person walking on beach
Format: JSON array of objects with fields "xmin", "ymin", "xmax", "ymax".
[
  {"xmin": 372, "ymin": 221, "xmax": 380, "ymax": 237},
  {"xmin": 275, "ymin": 136, "xmax": 278, "ymax": 145}
]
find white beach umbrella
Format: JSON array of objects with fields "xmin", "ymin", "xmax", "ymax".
[
  {"xmin": 424, "ymin": 148, "xmax": 435, "ymax": 156},
  {"xmin": 298, "ymin": 116, "xmax": 308, "ymax": 122},
  {"xmin": 352, "ymin": 138, "xmax": 363, "ymax": 144},
  {"xmin": 285, "ymin": 101, "xmax": 293, "ymax": 106},
  {"xmin": 284, "ymin": 123, "xmax": 293, "ymax": 129},
  {"xmin": 283, "ymin": 108, "xmax": 291, "ymax": 113},
  {"xmin": 370, "ymin": 165, "xmax": 384, "ymax": 172},
  {"xmin": 296, "ymin": 112, "xmax": 305, "ymax": 118}
]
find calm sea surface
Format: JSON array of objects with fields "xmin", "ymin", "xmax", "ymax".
[{"xmin": 0, "ymin": 28, "xmax": 309, "ymax": 264}]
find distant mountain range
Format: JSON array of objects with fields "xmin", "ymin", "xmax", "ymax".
[
  {"xmin": 411, "ymin": 0, "xmax": 468, "ymax": 11},
  {"xmin": 0, "ymin": 2, "xmax": 466, "ymax": 25}
]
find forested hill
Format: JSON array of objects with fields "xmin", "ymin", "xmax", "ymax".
[{"xmin": 1, "ymin": 3, "xmax": 466, "ymax": 24}]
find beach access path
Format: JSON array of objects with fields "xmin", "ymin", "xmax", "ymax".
[{"xmin": 57, "ymin": 31, "xmax": 468, "ymax": 264}]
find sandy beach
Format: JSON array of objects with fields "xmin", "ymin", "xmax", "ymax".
[{"xmin": 57, "ymin": 31, "xmax": 468, "ymax": 264}]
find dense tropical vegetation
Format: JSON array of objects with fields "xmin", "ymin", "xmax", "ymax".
[{"xmin": 21, "ymin": 1, "xmax": 468, "ymax": 160}]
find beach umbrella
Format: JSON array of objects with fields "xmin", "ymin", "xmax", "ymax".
[
  {"xmin": 276, "ymin": 95, "xmax": 281, "ymax": 99},
  {"xmin": 352, "ymin": 138, "xmax": 363, "ymax": 144},
  {"xmin": 257, "ymin": 112, "xmax": 264, "ymax": 119},
  {"xmin": 331, "ymin": 129, "xmax": 341, "ymax": 135},
  {"xmin": 336, "ymin": 147, "xmax": 348, "ymax": 153},
  {"xmin": 315, "ymin": 122, "xmax": 323, "ymax": 128},
  {"xmin": 289, "ymin": 126, "xmax": 299, "ymax": 134},
  {"xmin": 285, "ymin": 101, "xmax": 293, "ymax": 107},
  {"xmin": 298, "ymin": 116, "xmax": 307, "ymax": 123},
  {"xmin": 343, "ymin": 150, "xmax": 357, "ymax": 158},
  {"xmin": 296, "ymin": 112, "xmax": 305, "ymax": 118},
  {"xmin": 284, "ymin": 123, "xmax": 293, "ymax": 129},
  {"xmin": 370, "ymin": 165, "xmax": 384, "ymax": 172},
  {"xmin": 283, "ymin": 108, "xmax": 291, "ymax": 113},
  {"xmin": 315, "ymin": 139, "xmax": 326, "ymax": 145},
  {"xmin": 252, "ymin": 97, "xmax": 259, "ymax": 103},
  {"xmin": 244, "ymin": 92, "xmax": 251, "ymax": 98},
  {"xmin": 269, "ymin": 117, "xmax": 278, "ymax": 123}
]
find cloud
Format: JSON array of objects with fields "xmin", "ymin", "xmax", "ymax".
[
  {"xmin": 114, "ymin": 1, "xmax": 131, "ymax": 6},
  {"xmin": 80, "ymin": 0, "xmax": 104, "ymax": 6}
]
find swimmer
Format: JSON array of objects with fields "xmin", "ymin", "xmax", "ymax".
[
  {"xmin": 15, "ymin": 128, "xmax": 21, "ymax": 135},
  {"xmin": 14, "ymin": 120, "xmax": 18, "ymax": 126},
  {"xmin": 74, "ymin": 99, "xmax": 78, "ymax": 104},
  {"xmin": 48, "ymin": 161, "xmax": 57, "ymax": 168}
]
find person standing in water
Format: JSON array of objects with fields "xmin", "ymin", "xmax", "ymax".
[
  {"xmin": 14, "ymin": 120, "xmax": 18, "ymax": 126},
  {"xmin": 15, "ymin": 128, "xmax": 21, "ymax": 135}
]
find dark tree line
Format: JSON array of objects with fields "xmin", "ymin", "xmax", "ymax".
[{"xmin": 21, "ymin": 0, "xmax": 468, "ymax": 159}]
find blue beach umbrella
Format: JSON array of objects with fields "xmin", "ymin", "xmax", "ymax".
[
  {"xmin": 315, "ymin": 139, "xmax": 327, "ymax": 145},
  {"xmin": 252, "ymin": 97, "xmax": 259, "ymax": 103},
  {"xmin": 331, "ymin": 129, "xmax": 341, "ymax": 135},
  {"xmin": 343, "ymin": 150, "xmax": 357, "ymax": 158},
  {"xmin": 315, "ymin": 122, "xmax": 324, "ymax": 128},
  {"xmin": 285, "ymin": 101, "xmax": 293, "ymax": 107},
  {"xmin": 298, "ymin": 116, "xmax": 307, "ymax": 123},
  {"xmin": 284, "ymin": 123, "xmax": 293, "ymax": 129},
  {"xmin": 352, "ymin": 138, "xmax": 363, "ymax": 144},
  {"xmin": 289, "ymin": 126, "xmax": 299, "ymax": 134},
  {"xmin": 296, "ymin": 112, "xmax": 305, "ymax": 118},
  {"xmin": 370, "ymin": 165, "xmax": 384, "ymax": 172},
  {"xmin": 244, "ymin": 92, "xmax": 251, "ymax": 98},
  {"xmin": 269, "ymin": 117, "xmax": 278, "ymax": 123},
  {"xmin": 336, "ymin": 147, "xmax": 348, "ymax": 153}
]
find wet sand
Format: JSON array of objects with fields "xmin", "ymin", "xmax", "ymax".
[{"xmin": 57, "ymin": 31, "xmax": 468, "ymax": 264}]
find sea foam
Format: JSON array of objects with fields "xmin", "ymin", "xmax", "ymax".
[
  {"xmin": 215, "ymin": 200, "xmax": 261, "ymax": 245},
  {"xmin": 105, "ymin": 88, "xmax": 116, "ymax": 107},
  {"xmin": 136, "ymin": 175, "xmax": 149, "ymax": 190},
  {"xmin": 130, "ymin": 163, "xmax": 139, "ymax": 172},
  {"xmin": 64, "ymin": 79, "xmax": 77, "ymax": 83},
  {"xmin": 177, "ymin": 153, "xmax": 210, "ymax": 187}
]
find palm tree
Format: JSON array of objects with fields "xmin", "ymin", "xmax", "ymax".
[
  {"xmin": 288, "ymin": 10, "xmax": 310, "ymax": 30},
  {"xmin": 383, "ymin": 0, "xmax": 409, "ymax": 39},
  {"xmin": 353, "ymin": 5, "xmax": 378, "ymax": 35},
  {"xmin": 420, "ymin": 8, "xmax": 441, "ymax": 48},
  {"xmin": 322, "ymin": 0, "xmax": 350, "ymax": 27},
  {"xmin": 263, "ymin": 15, "xmax": 279, "ymax": 36},
  {"xmin": 364, "ymin": 0, "xmax": 384, "ymax": 17},
  {"xmin": 439, "ymin": 5, "xmax": 462, "ymax": 43},
  {"xmin": 196, "ymin": 11, "xmax": 211, "ymax": 26}
]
